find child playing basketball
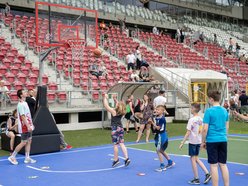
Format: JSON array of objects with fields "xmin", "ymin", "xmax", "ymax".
[
  {"xmin": 149, "ymin": 105, "xmax": 175, "ymax": 172},
  {"xmin": 103, "ymin": 94, "xmax": 131, "ymax": 167},
  {"xmin": 179, "ymin": 103, "xmax": 211, "ymax": 184},
  {"xmin": 202, "ymin": 91, "xmax": 229, "ymax": 186}
]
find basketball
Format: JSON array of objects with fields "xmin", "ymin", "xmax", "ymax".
[{"xmin": 93, "ymin": 48, "xmax": 102, "ymax": 57}]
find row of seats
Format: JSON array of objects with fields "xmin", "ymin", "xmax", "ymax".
[
  {"xmin": 101, "ymin": 27, "xmax": 176, "ymax": 68},
  {"xmin": 138, "ymin": 31, "xmax": 247, "ymax": 90}
]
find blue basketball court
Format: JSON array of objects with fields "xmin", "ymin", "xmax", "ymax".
[{"xmin": 0, "ymin": 136, "xmax": 247, "ymax": 186}]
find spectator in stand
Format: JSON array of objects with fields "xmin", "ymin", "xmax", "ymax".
[
  {"xmin": 220, "ymin": 67, "xmax": 228, "ymax": 76},
  {"xmin": 135, "ymin": 46, "xmax": 142, "ymax": 70},
  {"xmin": 228, "ymin": 38, "xmax": 235, "ymax": 51},
  {"xmin": 140, "ymin": 58, "xmax": 149, "ymax": 68},
  {"xmin": 153, "ymin": 26, "xmax": 159, "ymax": 35},
  {"xmin": 176, "ymin": 28, "xmax": 181, "ymax": 43},
  {"xmin": 139, "ymin": 67, "xmax": 150, "ymax": 82},
  {"xmin": 199, "ymin": 32, "xmax": 204, "ymax": 42},
  {"xmin": 130, "ymin": 70, "xmax": 140, "ymax": 82},
  {"xmin": 239, "ymin": 90, "xmax": 248, "ymax": 115},
  {"xmin": 118, "ymin": 77, "xmax": 124, "ymax": 83},
  {"xmin": 126, "ymin": 50, "xmax": 136, "ymax": 71},
  {"xmin": 26, "ymin": 89, "xmax": 36, "ymax": 118},
  {"xmin": 89, "ymin": 61, "xmax": 100, "ymax": 78},
  {"xmin": 98, "ymin": 62, "xmax": 108, "ymax": 77},
  {"xmin": 136, "ymin": 94, "xmax": 154, "ymax": 143},
  {"xmin": 0, "ymin": 80, "xmax": 10, "ymax": 104},
  {"xmin": 118, "ymin": 17, "xmax": 126, "ymax": 33},
  {"xmin": 180, "ymin": 29, "xmax": 185, "ymax": 43},
  {"xmin": 213, "ymin": 34, "xmax": 217, "ymax": 44},
  {"xmin": 5, "ymin": 2, "xmax": 10, "ymax": 16},
  {"xmin": 235, "ymin": 43, "xmax": 241, "ymax": 57},
  {"xmin": 109, "ymin": 22, "xmax": 113, "ymax": 29},
  {"xmin": 99, "ymin": 21, "xmax": 106, "ymax": 30},
  {"xmin": 6, "ymin": 109, "xmax": 18, "ymax": 155}
]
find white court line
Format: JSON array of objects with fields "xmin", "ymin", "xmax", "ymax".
[
  {"xmin": 228, "ymin": 138, "xmax": 248, "ymax": 142},
  {"xmin": 26, "ymin": 154, "xmax": 125, "ymax": 173},
  {"xmin": 127, "ymin": 147, "xmax": 248, "ymax": 166},
  {"xmin": 0, "ymin": 146, "xmax": 113, "ymax": 162}
]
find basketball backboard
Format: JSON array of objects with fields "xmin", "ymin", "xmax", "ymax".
[{"xmin": 35, "ymin": 1, "xmax": 98, "ymax": 48}]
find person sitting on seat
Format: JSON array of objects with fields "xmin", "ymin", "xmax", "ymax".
[
  {"xmin": 89, "ymin": 61, "xmax": 100, "ymax": 78},
  {"xmin": 6, "ymin": 109, "xmax": 18, "ymax": 155},
  {"xmin": 98, "ymin": 62, "xmax": 108, "ymax": 77},
  {"xmin": 130, "ymin": 70, "xmax": 140, "ymax": 82}
]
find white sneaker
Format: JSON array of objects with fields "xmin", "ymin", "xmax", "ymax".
[
  {"xmin": 8, "ymin": 156, "xmax": 18, "ymax": 165},
  {"xmin": 24, "ymin": 157, "xmax": 36, "ymax": 164},
  {"xmin": 155, "ymin": 166, "xmax": 166, "ymax": 172}
]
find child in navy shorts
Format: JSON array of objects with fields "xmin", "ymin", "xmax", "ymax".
[
  {"xmin": 202, "ymin": 91, "xmax": 229, "ymax": 186},
  {"xmin": 103, "ymin": 94, "xmax": 131, "ymax": 168},
  {"xmin": 180, "ymin": 103, "xmax": 211, "ymax": 184},
  {"xmin": 149, "ymin": 105, "xmax": 175, "ymax": 172}
]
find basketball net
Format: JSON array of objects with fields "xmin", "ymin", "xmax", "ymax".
[{"xmin": 67, "ymin": 39, "xmax": 85, "ymax": 61}]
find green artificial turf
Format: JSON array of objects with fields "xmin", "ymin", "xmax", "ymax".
[{"xmin": 0, "ymin": 121, "xmax": 247, "ymax": 157}]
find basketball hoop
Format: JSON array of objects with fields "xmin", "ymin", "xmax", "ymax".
[{"xmin": 66, "ymin": 39, "xmax": 85, "ymax": 59}]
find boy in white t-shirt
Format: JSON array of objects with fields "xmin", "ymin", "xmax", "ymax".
[{"xmin": 179, "ymin": 103, "xmax": 211, "ymax": 185}]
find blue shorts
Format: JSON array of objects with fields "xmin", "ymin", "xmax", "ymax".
[
  {"xmin": 155, "ymin": 133, "xmax": 168, "ymax": 151},
  {"xmin": 188, "ymin": 143, "xmax": 200, "ymax": 156},
  {"xmin": 111, "ymin": 126, "xmax": 124, "ymax": 144}
]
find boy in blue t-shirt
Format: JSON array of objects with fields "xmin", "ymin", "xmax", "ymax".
[
  {"xmin": 202, "ymin": 91, "xmax": 229, "ymax": 186},
  {"xmin": 149, "ymin": 105, "xmax": 175, "ymax": 172}
]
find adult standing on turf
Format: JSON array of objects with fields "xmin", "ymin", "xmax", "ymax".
[
  {"xmin": 154, "ymin": 90, "xmax": 169, "ymax": 115},
  {"xmin": 125, "ymin": 95, "xmax": 137, "ymax": 133},
  {"xmin": 26, "ymin": 89, "xmax": 36, "ymax": 118},
  {"xmin": 136, "ymin": 94, "xmax": 154, "ymax": 143},
  {"xmin": 8, "ymin": 89, "xmax": 36, "ymax": 165},
  {"xmin": 202, "ymin": 91, "xmax": 229, "ymax": 186},
  {"xmin": 103, "ymin": 94, "xmax": 131, "ymax": 167},
  {"xmin": 126, "ymin": 50, "xmax": 136, "ymax": 71},
  {"xmin": 239, "ymin": 90, "xmax": 248, "ymax": 115}
]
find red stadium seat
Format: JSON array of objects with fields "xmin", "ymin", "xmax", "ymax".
[
  {"xmin": 9, "ymin": 92, "xmax": 18, "ymax": 104},
  {"xmin": 48, "ymin": 82, "xmax": 58, "ymax": 91},
  {"xmin": 0, "ymin": 65, "xmax": 7, "ymax": 74},
  {"xmin": 17, "ymin": 73, "xmax": 27, "ymax": 84},
  {"xmin": 47, "ymin": 92, "xmax": 56, "ymax": 103},
  {"xmin": 6, "ymin": 73, "xmax": 15, "ymax": 83},
  {"xmin": 57, "ymin": 92, "xmax": 67, "ymax": 103},
  {"xmin": 13, "ymin": 81, "xmax": 23, "ymax": 90}
]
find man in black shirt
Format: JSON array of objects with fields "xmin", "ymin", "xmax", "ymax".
[
  {"xmin": 26, "ymin": 89, "xmax": 36, "ymax": 118},
  {"xmin": 239, "ymin": 90, "xmax": 248, "ymax": 114}
]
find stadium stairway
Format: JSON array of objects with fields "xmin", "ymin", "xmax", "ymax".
[{"xmin": 0, "ymin": 19, "xmax": 97, "ymax": 108}]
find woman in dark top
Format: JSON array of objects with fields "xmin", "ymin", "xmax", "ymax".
[
  {"xmin": 103, "ymin": 94, "xmax": 131, "ymax": 168},
  {"xmin": 6, "ymin": 109, "xmax": 18, "ymax": 154},
  {"xmin": 136, "ymin": 94, "xmax": 154, "ymax": 143}
]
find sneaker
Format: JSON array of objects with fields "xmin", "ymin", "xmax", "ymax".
[
  {"xmin": 63, "ymin": 145, "xmax": 72, "ymax": 150},
  {"xmin": 125, "ymin": 158, "xmax": 131, "ymax": 167},
  {"xmin": 155, "ymin": 165, "xmax": 166, "ymax": 172},
  {"xmin": 8, "ymin": 156, "xmax": 18, "ymax": 165},
  {"xmin": 24, "ymin": 157, "xmax": 37, "ymax": 164},
  {"xmin": 112, "ymin": 159, "xmax": 120, "ymax": 167},
  {"xmin": 204, "ymin": 173, "xmax": 211, "ymax": 184},
  {"xmin": 188, "ymin": 178, "xmax": 200, "ymax": 185},
  {"xmin": 165, "ymin": 160, "xmax": 175, "ymax": 169}
]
